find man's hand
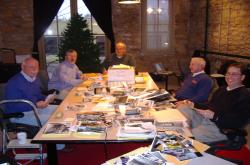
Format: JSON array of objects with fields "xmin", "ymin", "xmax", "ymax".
[
  {"xmin": 36, "ymin": 101, "xmax": 48, "ymax": 109},
  {"xmin": 196, "ymin": 109, "xmax": 214, "ymax": 119},
  {"xmin": 45, "ymin": 93, "xmax": 56, "ymax": 104},
  {"xmin": 80, "ymin": 74, "xmax": 87, "ymax": 80},
  {"xmin": 176, "ymin": 100, "xmax": 194, "ymax": 109}
]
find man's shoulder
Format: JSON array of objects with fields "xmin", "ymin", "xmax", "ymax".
[
  {"xmin": 7, "ymin": 73, "xmax": 23, "ymax": 84},
  {"xmin": 196, "ymin": 73, "xmax": 212, "ymax": 81},
  {"xmin": 238, "ymin": 86, "xmax": 250, "ymax": 95}
]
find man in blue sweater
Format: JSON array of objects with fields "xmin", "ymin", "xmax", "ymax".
[
  {"xmin": 5, "ymin": 57, "xmax": 56, "ymax": 126},
  {"xmin": 175, "ymin": 57, "xmax": 213, "ymax": 104}
]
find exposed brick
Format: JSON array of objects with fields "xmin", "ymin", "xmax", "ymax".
[{"xmin": 0, "ymin": 0, "xmax": 33, "ymax": 55}]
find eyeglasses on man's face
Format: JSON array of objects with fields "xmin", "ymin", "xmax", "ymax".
[{"xmin": 225, "ymin": 72, "xmax": 242, "ymax": 77}]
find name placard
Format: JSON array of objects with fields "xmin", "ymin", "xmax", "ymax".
[{"xmin": 108, "ymin": 67, "xmax": 135, "ymax": 84}]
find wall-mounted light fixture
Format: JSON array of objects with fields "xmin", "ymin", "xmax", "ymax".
[{"xmin": 118, "ymin": 0, "xmax": 140, "ymax": 4}]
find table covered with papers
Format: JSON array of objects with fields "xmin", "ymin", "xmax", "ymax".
[{"xmin": 31, "ymin": 73, "xmax": 204, "ymax": 165}]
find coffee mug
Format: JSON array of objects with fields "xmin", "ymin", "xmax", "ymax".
[{"xmin": 17, "ymin": 132, "xmax": 27, "ymax": 144}]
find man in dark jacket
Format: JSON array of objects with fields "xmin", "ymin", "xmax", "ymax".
[{"xmin": 102, "ymin": 42, "xmax": 136, "ymax": 73}]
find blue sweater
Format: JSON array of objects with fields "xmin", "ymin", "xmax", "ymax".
[
  {"xmin": 4, "ymin": 73, "xmax": 45, "ymax": 113},
  {"xmin": 175, "ymin": 73, "xmax": 213, "ymax": 103}
]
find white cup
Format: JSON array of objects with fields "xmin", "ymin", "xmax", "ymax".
[{"xmin": 17, "ymin": 132, "xmax": 27, "ymax": 144}]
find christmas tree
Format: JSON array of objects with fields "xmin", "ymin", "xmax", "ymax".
[{"xmin": 58, "ymin": 14, "xmax": 101, "ymax": 72}]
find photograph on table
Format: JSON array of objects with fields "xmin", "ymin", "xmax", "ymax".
[
  {"xmin": 43, "ymin": 122, "xmax": 71, "ymax": 135},
  {"xmin": 151, "ymin": 133, "xmax": 202, "ymax": 161}
]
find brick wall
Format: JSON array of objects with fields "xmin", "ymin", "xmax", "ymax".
[
  {"xmin": 208, "ymin": 0, "xmax": 250, "ymax": 57},
  {"xmin": 188, "ymin": 0, "xmax": 207, "ymax": 55},
  {"xmin": 112, "ymin": 0, "xmax": 192, "ymax": 73},
  {"xmin": 0, "ymin": 0, "xmax": 33, "ymax": 55},
  {"xmin": 0, "ymin": 0, "xmax": 249, "ymax": 71}
]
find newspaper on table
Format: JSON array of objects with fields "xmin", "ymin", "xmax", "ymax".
[
  {"xmin": 150, "ymin": 133, "xmax": 203, "ymax": 161},
  {"xmin": 114, "ymin": 151, "xmax": 167, "ymax": 165}
]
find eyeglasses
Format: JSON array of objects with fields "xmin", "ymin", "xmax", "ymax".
[{"xmin": 225, "ymin": 72, "xmax": 242, "ymax": 77}]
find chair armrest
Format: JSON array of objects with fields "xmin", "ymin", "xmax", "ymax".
[{"xmin": 3, "ymin": 112, "xmax": 24, "ymax": 119}]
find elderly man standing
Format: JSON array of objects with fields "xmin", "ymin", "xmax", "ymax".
[
  {"xmin": 49, "ymin": 49, "xmax": 84, "ymax": 99},
  {"xmin": 175, "ymin": 57, "xmax": 213, "ymax": 104},
  {"xmin": 177, "ymin": 62, "xmax": 250, "ymax": 143},
  {"xmin": 5, "ymin": 57, "xmax": 56, "ymax": 126},
  {"xmin": 102, "ymin": 42, "xmax": 136, "ymax": 73}
]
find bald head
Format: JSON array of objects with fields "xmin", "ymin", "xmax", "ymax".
[
  {"xmin": 115, "ymin": 42, "xmax": 127, "ymax": 57},
  {"xmin": 21, "ymin": 57, "xmax": 39, "ymax": 78},
  {"xmin": 189, "ymin": 57, "xmax": 206, "ymax": 73}
]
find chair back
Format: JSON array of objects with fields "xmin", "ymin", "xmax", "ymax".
[
  {"xmin": 0, "ymin": 48, "xmax": 16, "ymax": 64},
  {"xmin": 38, "ymin": 69, "xmax": 49, "ymax": 93}
]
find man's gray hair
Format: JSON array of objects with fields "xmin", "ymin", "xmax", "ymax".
[
  {"xmin": 192, "ymin": 57, "xmax": 206, "ymax": 68},
  {"xmin": 21, "ymin": 57, "xmax": 38, "ymax": 67}
]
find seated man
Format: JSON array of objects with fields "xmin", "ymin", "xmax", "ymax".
[
  {"xmin": 177, "ymin": 62, "xmax": 250, "ymax": 143},
  {"xmin": 102, "ymin": 42, "xmax": 136, "ymax": 73},
  {"xmin": 4, "ymin": 57, "xmax": 56, "ymax": 126},
  {"xmin": 49, "ymin": 49, "xmax": 84, "ymax": 99},
  {"xmin": 175, "ymin": 57, "xmax": 213, "ymax": 104}
]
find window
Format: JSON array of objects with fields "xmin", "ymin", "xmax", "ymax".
[
  {"xmin": 142, "ymin": 0, "xmax": 173, "ymax": 54},
  {"xmin": 78, "ymin": 0, "xmax": 105, "ymax": 57},
  {"xmin": 44, "ymin": 0, "xmax": 106, "ymax": 75}
]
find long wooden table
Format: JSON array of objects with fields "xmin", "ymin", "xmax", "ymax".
[
  {"xmin": 32, "ymin": 73, "xmax": 214, "ymax": 165},
  {"xmin": 32, "ymin": 73, "xmax": 160, "ymax": 164}
]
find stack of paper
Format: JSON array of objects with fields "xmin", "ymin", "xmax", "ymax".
[
  {"xmin": 117, "ymin": 122, "xmax": 156, "ymax": 139},
  {"xmin": 92, "ymin": 101, "xmax": 115, "ymax": 112}
]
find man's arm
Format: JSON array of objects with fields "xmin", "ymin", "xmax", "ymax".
[
  {"xmin": 5, "ymin": 82, "xmax": 34, "ymax": 113},
  {"xmin": 214, "ymin": 95, "xmax": 250, "ymax": 129}
]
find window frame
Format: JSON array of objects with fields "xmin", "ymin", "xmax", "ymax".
[
  {"xmin": 141, "ymin": 0, "xmax": 174, "ymax": 56},
  {"xmin": 42, "ymin": 0, "xmax": 109, "ymax": 61}
]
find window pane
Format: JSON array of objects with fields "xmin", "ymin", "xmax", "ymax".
[
  {"xmin": 147, "ymin": 13, "xmax": 156, "ymax": 24},
  {"xmin": 147, "ymin": 25, "xmax": 155, "ymax": 32},
  {"xmin": 147, "ymin": 0, "xmax": 157, "ymax": 8},
  {"xmin": 45, "ymin": 0, "xmax": 70, "ymax": 56},
  {"xmin": 144, "ymin": 0, "xmax": 170, "ymax": 50},
  {"xmin": 159, "ymin": 12, "xmax": 168, "ymax": 23},
  {"xmin": 160, "ymin": 0, "xmax": 168, "ymax": 10},
  {"xmin": 159, "ymin": 33, "xmax": 169, "ymax": 47},
  {"xmin": 78, "ymin": 0, "xmax": 105, "ymax": 59},
  {"xmin": 78, "ymin": 0, "xmax": 104, "ymax": 34},
  {"xmin": 158, "ymin": 25, "xmax": 168, "ymax": 32},
  {"xmin": 147, "ymin": 34, "xmax": 157, "ymax": 49}
]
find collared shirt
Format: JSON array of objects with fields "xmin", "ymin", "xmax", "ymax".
[
  {"xmin": 48, "ymin": 61, "xmax": 82, "ymax": 90},
  {"xmin": 226, "ymin": 85, "xmax": 244, "ymax": 91},
  {"xmin": 192, "ymin": 71, "xmax": 205, "ymax": 77},
  {"xmin": 21, "ymin": 71, "xmax": 36, "ymax": 82}
]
